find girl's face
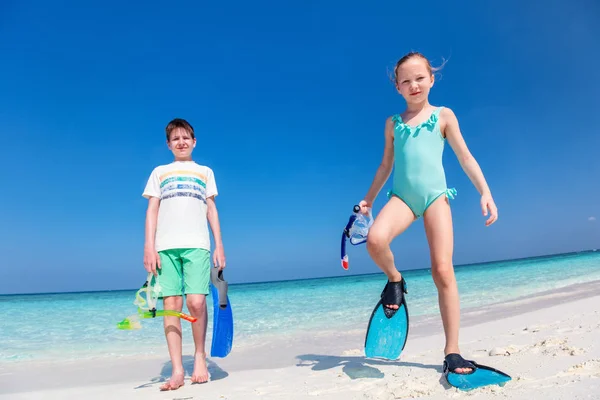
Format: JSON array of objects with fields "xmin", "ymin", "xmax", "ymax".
[
  {"xmin": 167, "ymin": 127, "xmax": 196, "ymax": 160},
  {"xmin": 395, "ymin": 57, "xmax": 434, "ymax": 105}
]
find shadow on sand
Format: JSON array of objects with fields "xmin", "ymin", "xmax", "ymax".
[
  {"xmin": 134, "ymin": 356, "xmax": 229, "ymax": 390},
  {"xmin": 296, "ymin": 354, "xmax": 441, "ymax": 380}
]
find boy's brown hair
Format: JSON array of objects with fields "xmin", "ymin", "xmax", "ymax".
[{"xmin": 165, "ymin": 118, "xmax": 195, "ymax": 141}]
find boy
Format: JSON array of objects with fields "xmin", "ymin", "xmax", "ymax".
[{"xmin": 142, "ymin": 118, "xmax": 226, "ymax": 391}]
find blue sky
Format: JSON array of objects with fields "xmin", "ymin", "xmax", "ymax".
[{"xmin": 1, "ymin": 0, "xmax": 598, "ymax": 294}]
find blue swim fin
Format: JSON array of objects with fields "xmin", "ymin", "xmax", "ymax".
[
  {"xmin": 210, "ymin": 267, "xmax": 234, "ymax": 358},
  {"xmin": 364, "ymin": 279, "xmax": 409, "ymax": 360},
  {"xmin": 443, "ymin": 354, "xmax": 511, "ymax": 391}
]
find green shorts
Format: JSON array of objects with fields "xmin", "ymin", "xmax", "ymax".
[{"xmin": 157, "ymin": 248, "xmax": 211, "ymax": 297}]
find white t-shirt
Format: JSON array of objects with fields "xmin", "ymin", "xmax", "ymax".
[{"xmin": 142, "ymin": 161, "xmax": 218, "ymax": 252}]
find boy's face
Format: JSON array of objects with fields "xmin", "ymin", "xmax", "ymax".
[{"xmin": 167, "ymin": 127, "xmax": 196, "ymax": 160}]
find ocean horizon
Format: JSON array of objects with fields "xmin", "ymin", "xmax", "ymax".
[{"xmin": 2, "ymin": 249, "xmax": 597, "ymax": 297}]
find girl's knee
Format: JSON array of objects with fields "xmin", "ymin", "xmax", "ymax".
[
  {"xmin": 431, "ymin": 261, "xmax": 455, "ymax": 288},
  {"xmin": 366, "ymin": 229, "xmax": 389, "ymax": 253}
]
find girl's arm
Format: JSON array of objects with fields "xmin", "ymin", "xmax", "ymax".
[
  {"xmin": 362, "ymin": 117, "xmax": 396, "ymax": 208},
  {"xmin": 441, "ymin": 107, "xmax": 498, "ymax": 226}
]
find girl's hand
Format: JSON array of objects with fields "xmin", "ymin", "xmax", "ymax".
[
  {"xmin": 481, "ymin": 193, "xmax": 498, "ymax": 226},
  {"xmin": 144, "ymin": 246, "xmax": 160, "ymax": 276},
  {"xmin": 358, "ymin": 200, "xmax": 371, "ymax": 215}
]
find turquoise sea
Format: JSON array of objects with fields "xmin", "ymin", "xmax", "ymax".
[{"xmin": 1, "ymin": 251, "xmax": 599, "ymax": 364}]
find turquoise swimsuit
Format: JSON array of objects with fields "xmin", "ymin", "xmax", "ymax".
[{"xmin": 387, "ymin": 107, "xmax": 457, "ymax": 218}]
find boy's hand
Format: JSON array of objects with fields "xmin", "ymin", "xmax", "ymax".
[
  {"xmin": 213, "ymin": 246, "xmax": 226, "ymax": 270},
  {"xmin": 144, "ymin": 247, "xmax": 161, "ymax": 276}
]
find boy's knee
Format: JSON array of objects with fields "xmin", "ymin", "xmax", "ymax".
[
  {"xmin": 163, "ymin": 295, "xmax": 183, "ymax": 310},
  {"xmin": 186, "ymin": 295, "xmax": 206, "ymax": 314}
]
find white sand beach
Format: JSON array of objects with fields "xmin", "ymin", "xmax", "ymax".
[{"xmin": 2, "ymin": 280, "xmax": 600, "ymax": 400}]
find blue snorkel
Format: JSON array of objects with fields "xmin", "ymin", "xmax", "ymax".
[{"xmin": 340, "ymin": 204, "xmax": 373, "ymax": 270}]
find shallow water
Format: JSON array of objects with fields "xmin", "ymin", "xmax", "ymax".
[{"xmin": 1, "ymin": 251, "xmax": 599, "ymax": 363}]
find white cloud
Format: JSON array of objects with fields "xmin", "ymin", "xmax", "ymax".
[{"xmin": 589, "ymin": 216, "xmax": 596, "ymax": 222}]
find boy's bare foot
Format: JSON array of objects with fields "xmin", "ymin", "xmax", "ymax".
[
  {"xmin": 160, "ymin": 370, "xmax": 185, "ymax": 391},
  {"xmin": 191, "ymin": 353, "xmax": 209, "ymax": 384}
]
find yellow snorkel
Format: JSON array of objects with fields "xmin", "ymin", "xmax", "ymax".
[{"xmin": 117, "ymin": 272, "xmax": 197, "ymax": 330}]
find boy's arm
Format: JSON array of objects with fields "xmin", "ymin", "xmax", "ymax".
[
  {"xmin": 442, "ymin": 107, "xmax": 498, "ymax": 226},
  {"xmin": 207, "ymin": 196, "xmax": 226, "ymax": 269},
  {"xmin": 144, "ymin": 197, "xmax": 161, "ymax": 274}
]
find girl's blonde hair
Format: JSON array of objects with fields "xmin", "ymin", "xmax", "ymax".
[{"xmin": 389, "ymin": 51, "xmax": 447, "ymax": 84}]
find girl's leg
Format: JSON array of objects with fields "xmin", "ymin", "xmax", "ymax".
[
  {"xmin": 161, "ymin": 295, "xmax": 185, "ymax": 390},
  {"xmin": 423, "ymin": 195, "xmax": 471, "ymax": 373},
  {"xmin": 366, "ymin": 195, "xmax": 416, "ymax": 309}
]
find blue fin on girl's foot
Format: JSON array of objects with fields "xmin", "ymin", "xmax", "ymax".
[
  {"xmin": 210, "ymin": 267, "xmax": 234, "ymax": 358},
  {"xmin": 364, "ymin": 278, "xmax": 409, "ymax": 360},
  {"xmin": 443, "ymin": 353, "xmax": 511, "ymax": 391}
]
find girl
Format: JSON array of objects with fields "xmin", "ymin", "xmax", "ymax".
[{"xmin": 359, "ymin": 52, "xmax": 498, "ymax": 374}]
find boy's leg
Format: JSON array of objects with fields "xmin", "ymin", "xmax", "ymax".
[
  {"xmin": 423, "ymin": 195, "xmax": 471, "ymax": 373},
  {"xmin": 181, "ymin": 248, "xmax": 211, "ymax": 383},
  {"xmin": 162, "ymin": 296, "xmax": 185, "ymax": 389},
  {"xmin": 186, "ymin": 294, "xmax": 208, "ymax": 383},
  {"xmin": 366, "ymin": 195, "xmax": 415, "ymax": 309},
  {"xmin": 157, "ymin": 250, "xmax": 186, "ymax": 390}
]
